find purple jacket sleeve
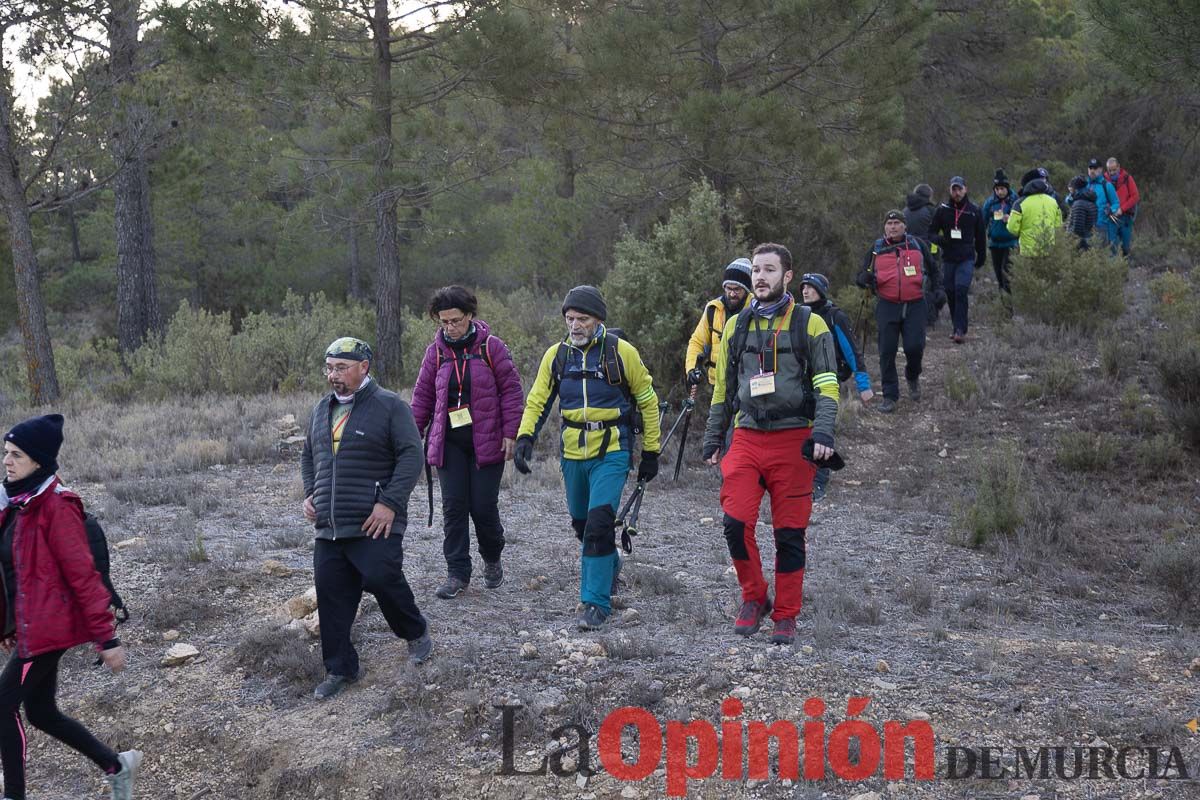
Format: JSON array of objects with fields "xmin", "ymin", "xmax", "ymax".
[
  {"xmin": 488, "ymin": 335, "xmax": 525, "ymax": 440},
  {"xmin": 410, "ymin": 343, "xmax": 439, "ymax": 436}
]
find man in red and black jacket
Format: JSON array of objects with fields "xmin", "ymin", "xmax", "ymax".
[
  {"xmin": 928, "ymin": 176, "xmax": 987, "ymax": 343},
  {"xmin": 857, "ymin": 210, "xmax": 939, "ymax": 414},
  {"xmin": 1105, "ymin": 157, "xmax": 1140, "ymax": 257}
]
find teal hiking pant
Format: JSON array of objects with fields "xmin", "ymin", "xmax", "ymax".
[{"xmin": 561, "ymin": 450, "xmax": 630, "ymax": 611}]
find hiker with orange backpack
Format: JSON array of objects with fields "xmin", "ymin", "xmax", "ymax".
[{"xmin": 411, "ymin": 286, "xmax": 525, "ymax": 600}]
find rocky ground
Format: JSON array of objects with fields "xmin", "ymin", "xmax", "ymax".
[{"xmin": 22, "ymin": 271, "xmax": 1200, "ymax": 800}]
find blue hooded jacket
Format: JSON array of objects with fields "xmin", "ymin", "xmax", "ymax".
[{"xmin": 981, "ymin": 193, "xmax": 1019, "ymax": 249}]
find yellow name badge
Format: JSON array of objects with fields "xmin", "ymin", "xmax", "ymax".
[
  {"xmin": 993, "ymin": 210, "xmax": 1004, "ymax": 220},
  {"xmin": 950, "ymin": 228, "xmax": 963, "ymax": 239},
  {"xmin": 749, "ymin": 372, "xmax": 776, "ymax": 397},
  {"xmin": 449, "ymin": 406, "xmax": 473, "ymax": 428},
  {"xmin": 903, "ymin": 265, "xmax": 918, "ymax": 277}
]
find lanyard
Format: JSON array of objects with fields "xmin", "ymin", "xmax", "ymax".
[
  {"xmin": 452, "ymin": 352, "xmax": 468, "ymax": 406},
  {"xmin": 953, "ymin": 203, "xmax": 965, "ymax": 230},
  {"xmin": 754, "ymin": 300, "xmax": 791, "ymax": 374}
]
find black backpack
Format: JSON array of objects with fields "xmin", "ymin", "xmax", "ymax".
[
  {"xmin": 812, "ymin": 305, "xmax": 854, "ymax": 383},
  {"xmin": 84, "ymin": 513, "xmax": 129, "ymax": 623},
  {"xmin": 724, "ymin": 304, "xmax": 816, "ymax": 421},
  {"xmin": 550, "ymin": 328, "xmax": 644, "ymax": 436}
]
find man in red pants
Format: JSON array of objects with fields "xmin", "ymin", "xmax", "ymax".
[{"xmin": 702, "ymin": 243, "xmax": 840, "ymax": 645}]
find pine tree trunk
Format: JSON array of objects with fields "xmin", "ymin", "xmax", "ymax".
[
  {"xmin": 370, "ymin": 0, "xmax": 403, "ymax": 384},
  {"xmin": 0, "ymin": 79, "xmax": 59, "ymax": 403},
  {"xmin": 110, "ymin": 0, "xmax": 162, "ymax": 354},
  {"xmin": 347, "ymin": 223, "xmax": 362, "ymax": 301}
]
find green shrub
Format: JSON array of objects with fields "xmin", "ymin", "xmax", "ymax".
[
  {"xmin": 1153, "ymin": 334, "xmax": 1200, "ymax": 451},
  {"xmin": 128, "ymin": 301, "xmax": 236, "ymax": 396},
  {"xmin": 1149, "ymin": 271, "xmax": 1200, "ymax": 333},
  {"xmin": 1011, "ymin": 236, "xmax": 1127, "ymax": 331},
  {"xmin": 232, "ymin": 291, "xmax": 375, "ymax": 393},
  {"xmin": 1039, "ymin": 355, "xmax": 1080, "ymax": 399},
  {"xmin": 1133, "ymin": 433, "xmax": 1186, "ymax": 476},
  {"xmin": 602, "ymin": 181, "xmax": 748, "ymax": 390},
  {"xmin": 1099, "ymin": 333, "xmax": 1140, "ymax": 379},
  {"xmin": 1055, "ymin": 431, "xmax": 1120, "ymax": 472},
  {"xmin": 944, "ymin": 358, "xmax": 979, "ymax": 404},
  {"xmin": 1143, "ymin": 534, "xmax": 1200, "ymax": 611},
  {"xmin": 955, "ymin": 444, "xmax": 1024, "ymax": 548}
]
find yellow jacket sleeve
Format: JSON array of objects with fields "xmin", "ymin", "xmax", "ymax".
[
  {"xmin": 517, "ymin": 344, "xmax": 560, "ymax": 440},
  {"xmin": 685, "ymin": 310, "xmax": 710, "ymax": 377},
  {"xmin": 618, "ymin": 339, "xmax": 662, "ymax": 454}
]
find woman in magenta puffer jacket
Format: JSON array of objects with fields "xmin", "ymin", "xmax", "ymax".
[
  {"xmin": 411, "ymin": 287, "xmax": 525, "ymax": 600},
  {"xmin": 1, "ymin": 414, "xmax": 141, "ymax": 800}
]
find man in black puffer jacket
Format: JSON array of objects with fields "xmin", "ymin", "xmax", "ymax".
[
  {"xmin": 301, "ymin": 337, "xmax": 430, "ymax": 700},
  {"xmin": 904, "ymin": 183, "xmax": 944, "ymax": 329}
]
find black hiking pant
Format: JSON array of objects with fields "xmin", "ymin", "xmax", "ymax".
[
  {"xmin": 314, "ymin": 534, "xmax": 427, "ymax": 678},
  {"xmin": 990, "ymin": 247, "xmax": 1013, "ymax": 294},
  {"xmin": 0, "ymin": 649, "xmax": 121, "ymax": 800},
  {"xmin": 876, "ymin": 298, "xmax": 927, "ymax": 401},
  {"xmin": 438, "ymin": 438, "xmax": 505, "ymax": 581}
]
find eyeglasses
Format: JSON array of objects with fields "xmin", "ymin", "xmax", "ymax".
[
  {"xmin": 437, "ymin": 314, "xmax": 468, "ymax": 328},
  {"xmin": 322, "ymin": 363, "xmax": 359, "ymax": 376}
]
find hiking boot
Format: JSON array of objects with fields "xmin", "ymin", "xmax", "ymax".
[
  {"xmin": 408, "ymin": 632, "xmax": 434, "ymax": 664},
  {"xmin": 435, "ymin": 575, "xmax": 468, "ymax": 599},
  {"xmin": 611, "ymin": 553, "xmax": 624, "ymax": 596},
  {"xmin": 483, "ymin": 561, "xmax": 504, "ymax": 589},
  {"xmin": 106, "ymin": 749, "xmax": 143, "ymax": 800},
  {"xmin": 907, "ymin": 379, "xmax": 921, "ymax": 402},
  {"xmin": 576, "ymin": 603, "xmax": 610, "ymax": 631},
  {"xmin": 812, "ymin": 483, "xmax": 826, "ymax": 503},
  {"xmin": 314, "ymin": 673, "xmax": 357, "ymax": 700},
  {"xmin": 952, "ymin": 332, "xmax": 965, "ymax": 344},
  {"xmin": 733, "ymin": 596, "xmax": 772, "ymax": 636},
  {"xmin": 949, "ymin": 330, "xmax": 958, "ymax": 341},
  {"xmin": 771, "ymin": 617, "xmax": 797, "ymax": 646},
  {"xmin": 878, "ymin": 398, "xmax": 897, "ymax": 414}
]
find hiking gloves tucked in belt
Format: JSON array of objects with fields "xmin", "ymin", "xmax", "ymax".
[{"xmin": 514, "ymin": 435, "xmax": 534, "ymax": 474}]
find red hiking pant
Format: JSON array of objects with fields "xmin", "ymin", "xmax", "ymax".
[{"xmin": 719, "ymin": 427, "xmax": 815, "ymax": 621}]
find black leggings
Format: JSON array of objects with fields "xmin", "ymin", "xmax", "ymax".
[
  {"xmin": 438, "ymin": 438, "xmax": 506, "ymax": 580},
  {"xmin": 0, "ymin": 650, "xmax": 120, "ymax": 800}
]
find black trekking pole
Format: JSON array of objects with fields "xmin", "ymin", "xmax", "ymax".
[
  {"xmin": 671, "ymin": 398, "xmax": 694, "ymax": 481},
  {"xmin": 616, "ymin": 396, "xmax": 693, "ymax": 552}
]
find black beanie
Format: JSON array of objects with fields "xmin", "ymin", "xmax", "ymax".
[
  {"xmin": 913, "ymin": 183, "xmax": 933, "ymax": 201},
  {"xmin": 993, "ymin": 169, "xmax": 1010, "ymax": 189},
  {"xmin": 800, "ymin": 272, "xmax": 830, "ymax": 302},
  {"xmin": 5, "ymin": 414, "xmax": 64, "ymax": 472},
  {"xmin": 721, "ymin": 258, "xmax": 753, "ymax": 292},
  {"xmin": 561, "ymin": 285, "xmax": 607, "ymax": 321}
]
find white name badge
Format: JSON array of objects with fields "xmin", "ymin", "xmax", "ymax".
[
  {"xmin": 903, "ymin": 264, "xmax": 918, "ymax": 277},
  {"xmin": 449, "ymin": 406, "xmax": 473, "ymax": 428},
  {"xmin": 950, "ymin": 228, "xmax": 963, "ymax": 239},
  {"xmin": 749, "ymin": 372, "xmax": 776, "ymax": 397}
]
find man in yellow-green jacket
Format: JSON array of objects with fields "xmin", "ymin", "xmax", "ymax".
[
  {"xmin": 702, "ymin": 243, "xmax": 841, "ymax": 646},
  {"xmin": 1007, "ymin": 169, "xmax": 1064, "ymax": 257},
  {"xmin": 514, "ymin": 286, "xmax": 662, "ymax": 630}
]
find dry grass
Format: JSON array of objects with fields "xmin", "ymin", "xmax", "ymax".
[{"xmin": 1, "ymin": 393, "xmax": 316, "ymax": 484}]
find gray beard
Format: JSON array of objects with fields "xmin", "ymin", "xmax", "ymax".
[{"xmin": 568, "ymin": 333, "xmax": 591, "ymax": 347}]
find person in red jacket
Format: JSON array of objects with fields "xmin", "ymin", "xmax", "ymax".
[
  {"xmin": 1105, "ymin": 157, "xmax": 1140, "ymax": 257},
  {"xmin": 0, "ymin": 415, "xmax": 141, "ymax": 800}
]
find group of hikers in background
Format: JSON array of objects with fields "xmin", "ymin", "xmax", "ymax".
[
  {"xmin": 305, "ymin": 152, "xmax": 1154, "ymax": 702},
  {"xmin": 0, "ymin": 157, "xmax": 1141, "ymax": 797}
]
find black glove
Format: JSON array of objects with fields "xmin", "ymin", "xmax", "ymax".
[
  {"xmin": 702, "ymin": 443, "xmax": 719, "ymax": 461},
  {"xmin": 514, "ymin": 435, "xmax": 534, "ymax": 475},
  {"xmin": 686, "ymin": 368, "xmax": 703, "ymax": 387},
  {"xmin": 934, "ymin": 288, "xmax": 948, "ymax": 309},
  {"xmin": 637, "ymin": 451, "xmax": 659, "ymax": 483}
]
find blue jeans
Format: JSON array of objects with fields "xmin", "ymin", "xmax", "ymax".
[
  {"xmin": 562, "ymin": 450, "xmax": 631, "ymax": 611},
  {"xmin": 1112, "ymin": 216, "xmax": 1134, "ymax": 257},
  {"xmin": 942, "ymin": 258, "xmax": 975, "ymax": 335}
]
